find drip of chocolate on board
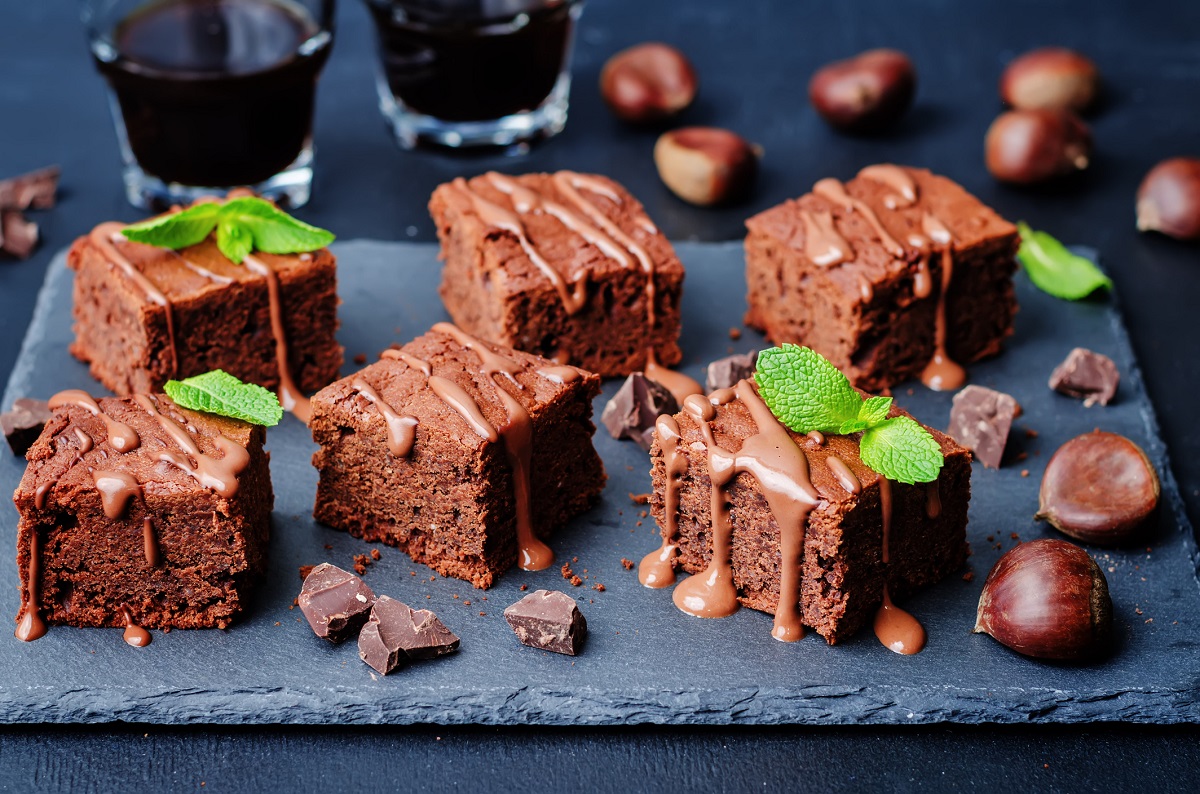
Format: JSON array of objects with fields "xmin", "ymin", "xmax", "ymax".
[
  {"xmin": 143, "ymin": 517, "xmax": 161, "ymax": 567},
  {"xmin": 917, "ymin": 214, "xmax": 966, "ymax": 391},
  {"xmin": 381, "ymin": 348, "xmax": 433, "ymax": 376},
  {"xmin": 242, "ymin": 254, "xmax": 311, "ymax": 423},
  {"xmin": 857, "ymin": 165, "xmax": 918, "ymax": 209},
  {"xmin": 638, "ymin": 414, "xmax": 686, "ymax": 588},
  {"xmin": 121, "ymin": 606, "xmax": 151, "ymax": 647},
  {"xmin": 48, "ymin": 390, "xmax": 140, "ymax": 452},
  {"xmin": 872, "ymin": 477, "xmax": 927, "ymax": 655},
  {"xmin": 799, "ymin": 209, "xmax": 852, "ymax": 266},
  {"xmin": 93, "ymin": 224, "xmax": 178, "ymax": 378},
  {"xmin": 350, "ymin": 378, "xmax": 418, "ymax": 458},
  {"xmin": 644, "ymin": 349, "xmax": 704, "ymax": 405},
  {"xmin": 133, "ymin": 393, "xmax": 249, "ymax": 498},
  {"xmin": 15, "ymin": 529, "xmax": 46, "ymax": 641},
  {"xmin": 812, "ymin": 178, "xmax": 905, "ymax": 257}
]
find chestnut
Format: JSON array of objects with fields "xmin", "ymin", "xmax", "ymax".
[
  {"xmin": 1136, "ymin": 157, "xmax": 1200, "ymax": 241},
  {"xmin": 974, "ymin": 538, "xmax": 1112, "ymax": 661},
  {"xmin": 1000, "ymin": 47, "xmax": 1100, "ymax": 113},
  {"xmin": 985, "ymin": 109, "xmax": 1091, "ymax": 184},
  {"xmin": 653, "ymin": 127, "xmax": 759, "ymax": 206},
  {"xmin": 600, "ymin": 43, "xmax": 697, "ymax": 124},
  {"xmin": 1036, "ymin": 430, "xmax": 1160, "ymax": 546},
  {"xmin": 808, "ymin": 49, "xmax": 916, "ymax": 133}
]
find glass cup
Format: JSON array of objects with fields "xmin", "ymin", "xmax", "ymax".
[
  {"xmin": 364, "ymin": 0, "xmax": 585, "ymax": 150},
  {"xmin": 82, "ymin": 0, "xmax": 336, "ymax": 210}
]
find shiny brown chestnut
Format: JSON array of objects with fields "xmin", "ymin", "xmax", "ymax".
[
  {"xmin": 653, "ymin": 127, "xmax": 759, "ymax": 206},
  {"xmin": 1136, "ymin": 157, "xmax": 1200, "ymax": 241},
  {"xmin": 1036, "ymin": 430, "xmax": 1160, "ymax": 546},
  {"xmin": 808, "ymin": 49, "xmax": 916, "ymax": 133},
  {"xmin": 600, "ymin": 43, "xmax": 697, "ymax": 124},
  {"xmin": 974, "ymin": 539, "xmax": 1112, "ymax": 661},
  {"xmin": 1000, "ymin": 47, "xmax": 1099, "ymax": 113},
  {"xmin": 985, "ymin": 109, "xmax": 1092, "ymax": 184}
]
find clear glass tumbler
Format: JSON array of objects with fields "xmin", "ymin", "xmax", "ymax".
[
  {"xmin": 364, "ymin": 0, "xmax": 585, "ymax": 150},
  {"xmin": 82, "ymin": 0, "xmax": 336, "ymax": 210}
]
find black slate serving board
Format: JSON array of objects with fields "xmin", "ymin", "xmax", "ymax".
[{"xmin": 1, "ymin": 240, "xmax": 1198, "ymax": 726}]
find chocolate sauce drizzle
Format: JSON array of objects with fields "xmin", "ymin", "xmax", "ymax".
[
  {"xmin": 872, "ymin": 477, "xmax": 927, "ymax": 655},
  {"xmin": 15, "ymin": 531, "xmax": 46, "ymax": 642},
  {"xmin": 48, "ymin": 390, "xmax": 140, "ymax": 452},
  {"xmin": 916, "ymin": 214, "xmax": 966, "ymax": 391},
  {"xmin": 381, "ymin": 349, "xmax": 433, "ymax": 376},
  {"xmin": 92, "ymin": 470, "xmax": 142, "ymax": 519},
  {"xmin": 351, "ymin": 378, "xmax": 418, "ymax": 458},
  {"xmin": 93, "ymin": 224, "xmax": 178, "ymax": 378},
  {"xmin": 134, "ymin": 393, "xmax": 249, "ymax": 499},
  {"xmin": 858, "ymin": 165, "xmax": 918, "ymax": 209},
  {"xmin": 799, "ymin": 209, "xmax": 853, "ymax": 267},
  {"xmin": 143, "ymin": 517, "xmax": 161, "ymax": 568},
  {"xmin": 813, "ymin": 178, "xmax": 904, "ymax": 257},
  {"xmin": 243, "ymin": 255, "xmax": 312, "ymax": 423},
  {"xmin": 121, "ymin": 606, "xmax": 151, "ymax": 647},
  {"xmin": 638, "ymin": 414, "xmax": 687, "ymax": 588}
]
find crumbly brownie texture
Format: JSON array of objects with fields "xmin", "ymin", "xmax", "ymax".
[
  {"xmin": 13, "ymin": 391, "xmax": 271, "ymax": 637},
  {"xmin": 67, "ymin": 215, "xmax": 342, "ymax": 415},
  {"xmin": 744, "ymin": 165, "xmax": 1018, "ymax": 391},
  {"xmin": 430, "ymin": 171, "xmax": 686, "ymax": 379},
  {"xmin": 643, "ymin": 383, "xmax": 970, "ymax": 644},
  {"xmin": 310, "ymin": 324, "xmax": 607, "ymax": 589}
]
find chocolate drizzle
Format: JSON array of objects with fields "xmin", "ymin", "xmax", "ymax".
[
  {"xmin": 645, "ymin": 350, "xmax": 704, "ymax": 404},
  {"xmin": 858, "ymin": 165, "xmax": 918, "ymax": 209},
  {"xmin": 351, "ymin": 378, "xmax": 418, "ymax": 458},
  {"xmin": 537, "ymin": 365, "xmax": 581, "ymax": 384},
  {"xmin": 799, "ymin": 209, "xmax": 853, "ymax": 266},
  {"xmin": 638, "ymin": 414, "xmax": 686, "ymax": 588},
  {"xmin": 826, "ymin": 455, "xmax": 861, "ymax": 495},
  {"xmin": 872, "ymin": 477, "xmax": 927, "ymax": 655},
  {"xmin": 813, "ymin": 178, "xmax": 905, "ymax": 257},
  {"xmin": 49, "ymin": 390, "xmax": 140, "ymax": 452},
  {"xmin": 143, "ymin": 516, "xmax": 161, "ymax": 567},
  {"xmin": 92, "ymin": 470, "xmax": 142, "ymax": 519},
  {"xmin": 15, "ymin": 531, "xmax": 46, "ymax": 642},
  {"xmin": 381, "ymin": 349, "xmax": 433, "ymax": 376},
  {"xmin": 243, "ymin": 254, "xmax": 312, "ymax": 423},
  {"xmin": 133, "ymin": 393, "xmax": 249, "ymax": 499},
  {"xmin": 121, "ymin": 606, "xmax": 151, "ymax": 647},
  {"xmin": 917, "ymin": 213, "xmax": 966, "ymax": 391},
  {"xmin": 926, "ymin": 481, "xmax": 942, "ymax": 519},
  {"xmin": 93, "ymin": 224, "xmax": 178, "ymax": 378},
  {"xmin": 428, "ymin": 376, "xmax": 498, "ymax": 441}
]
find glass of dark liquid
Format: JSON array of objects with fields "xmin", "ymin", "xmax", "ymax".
[
  {"xmin": 83, "ymin": 0, "xmax": 335, "ymax": 209},
  {"xmin": 365, "ymin": 0, "xmax": 585, "ymax": 150}
]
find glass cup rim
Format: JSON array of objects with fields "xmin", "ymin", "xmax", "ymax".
[
  {"xmin": 81, "ymin": 0, "xmax": 338, "ymax": 47},
  {"xmin": 362, "ymin": 0, "xmax": 584, "ymax": 28}
]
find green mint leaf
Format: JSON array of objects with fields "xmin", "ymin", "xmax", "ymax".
[
  {"xmin": 858, "ymin": 395, "xmax": 893, "ymax": 425},
  {"xmin": 755, "ymin": 344, "xmax": 862, "ymax": 434},
  {"xmin": 859, "ymin": 416, "xmax": 944, "ymax": 485},
  {"xmin": 1017, "ymin": 222, "xmax": 1112, "ymax": 300},
  {"xmin": 838, "ymin": 419, "xmax": 870, "ymax": 434},
  {"xmin": 219, "ymin": 196, "xmax": 335, "ymax": 255},
  {"xmin": 164, "ymin": 370, "xmax": 282, "ymax": 427},
  {"xmin": 121, "ymin": 202, "xmax": 220, "ymax": 250},
  {"xmin": 216, "ymin": 219, "xmax": 253, "ymax": 264}
]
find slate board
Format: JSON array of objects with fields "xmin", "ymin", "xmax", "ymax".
[{"xmin": 2, "ymin": 240, "xmax": 1198, "ymax": 726}]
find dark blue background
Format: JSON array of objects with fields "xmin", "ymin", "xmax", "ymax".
[{"xmin": 2, "ymin": 0, "xmax": 1199, "ymax": 789}]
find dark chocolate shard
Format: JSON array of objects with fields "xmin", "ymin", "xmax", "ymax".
[
  {"xmin": 503, "ymin": 589, "xmax": 587, "ymax": 656},
  {"xmin": 0, "ymin": 166, "xmax": 59, "ymax": 211},
  {"xmin": 705, "ymin": 350, "xmax": 758, "ymax": 393},
  {"xmin": 357, "ymin": 596, "xmax": 459, "ymax": 674},
  {"xmin": 601, "ymin": 373, "xmax": 679, "ymax": 451},
  {"xmin": 1049, "ymin": 347, "xmax": 1118, "ymax": 407},
  {"xmin": 2, "ymin": 398, "xmax": 52, "ymax": 456},
  {"xmin": 298, "ymin": 563, "xmax": 377, "ymax": 643},
  {"xmin": 947, "ymin": 385, "xmax": 1021, "ymax": 469},
  {"xmin": 0, "ymin": 211, "xmax": 39, "ymax": 259}
]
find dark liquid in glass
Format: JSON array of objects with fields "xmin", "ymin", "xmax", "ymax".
[
  {"xmin": 95, "ymin": 0, "xmax": 331, "ymax": 188},
  {"xmin": 368, "ymin": 1, "xmax": 576, "ymax": 122}
]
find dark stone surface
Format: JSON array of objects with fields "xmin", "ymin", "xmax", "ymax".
[{"xmin": 2, "ymin": 240, "xmax": 1197, "ymax": 726}]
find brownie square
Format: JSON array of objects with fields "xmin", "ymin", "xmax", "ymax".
[
  {"xmin": 310, "ymin": 324, "xmax": 607, "ymax": 589},
  {"xmin": 744, "ymin": 165, "xmax": 1018, "ymax": 391},
  {"xmin": 67, "ymin": 217, "xmax": 342, "ymax": 399},
  {"xmin": 13, "ymin": 392, "xmax": 272, "ymax": 636},
  {"xmin": 430, "ymin": 171, "xmax": 685, "ymax": 377},
  {"xmin": 645, "ymin": 385, "xmax": 970, "ymax": 644}
]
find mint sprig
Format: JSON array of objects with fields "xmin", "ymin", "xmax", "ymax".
[
  {"xmin": 1016, "ymin": 222, "xmax": 1112, "ymax": 300},
  {"xmin": 122, "ymin": 196, "xmax": 334, "ymax": 264},
  {"xmin": 755, "ymin": 345, "xmax": 944, "ymax": 484},
  {"xmin": 164, "ymin": 370, "xmax": 283, "ymax": 427}
]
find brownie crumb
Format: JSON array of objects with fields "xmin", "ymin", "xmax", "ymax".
[
  {"xmin": 354, "ymin": 564, "xmax": 367, "ymax": 575},
  {"xmin": 370, "ymin": 549, "xmax": 381, "ymax": 561},
  {"xmin": 638, "ymin": 510, "xmax": 648, "ymax": 519},
  {"xmin": 629, "ymin": 492, "xmax": 651, "ymax": 505},
  {"xmin": 1025, "ymin": 429, "xmax": 1039, "ymax": 439},
  {"xmin": 299, "ymin": 565, "xmax": 316, "ymax": 580},
  {"xmin": 353, "ymin": 353, "xmax": 368, "ymax": 365},
  {"xmin": 728, "ymin": 327, "xmax": 742, "ymax": 340},
  {"xmin": 962, "ymin": 571, "xmax": 975, "ymax": 582},
  {"xmin": 621, "ymin": 558, "xmax": 635, "ymax": 570},
  {"xmin": 1011, "ymin": 533, "xmax": 1020, "ymax": 540},
  {"xmin": 463, "ymin": 600, "xmax": 471, "ymax": 606},
  {"xmin": 1021, "ymin": 469, "xmax": 1030, "ymax": 478},
  {"xmin": 479, "ymin": 612, "xmax": 486, "ymax": 616},
  {"xmin": 593, "ymin": 584, "xmax": 606, "ymax": 592},
  {"xmin": 520, "ymin": 584, "xmax": 528, "ymax": 591},
  {"xmin": 324, "ymin": 544, "xmax": 333, "ymax": 550},
  {"xmin": 570, "ymin": 576, "xmax": 583, "ymax": 587}
]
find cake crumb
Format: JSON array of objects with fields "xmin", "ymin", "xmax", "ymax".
[
  {"xmin": 1025, "ymin": 429, "xmax": 1039, "ymax": 439},
  {"xmin": 353, "ymin": 353, "xmax": 367, "ymax": 365},
  {"xmin": 639, "ymin": 510, "xmax": 648, "ymax": 519},
  {"xmin": 1136, "ymin": 608, "xmax": 1143, "ymax": 615},
  {"xmin": 274, "ymin": 621, "xmax": 281, "ymax": 626},
  {"xmin": 986, "ymin": 535, "xmax": 995, "ymax": 542},
  {"xmin": 572, "ymin": 556, "xmax": 579, "ymax": 563},
  {"xmin": 299, "ymin": 565, "xmax": 315, "ymax": 580},
  {"xmin": 621, "ymin": 558, "xmax": 635, "ymax": 570},
  {"xmin": 962, "ymin": 571, "xmax": 975, "ymax": 582},
  {"xmin": 593, "ymin": 583, "xmax": 606, "ymax": 592},
  {"xmin": 629, "ymin": 492, "xmax": 651, "ymax": 505},
  {"xmin": 463, "ymin": 600, "xmax": 471, "ymax": 606},
  {"xmin": 1020, "ymin": 469, "xmax": 1030, "ymax": 477},
  {"xmin": 354, "ymin": 563, "xmax": 366, "ymax": 575},
  {"xmin": 370, "ymin": 549, "xmax": 381, "ymax": 561},
  {"xmin": 636, "ymin": 521, "xmax": 643, "ymax": 527},
  {"xmin": 728, "ymin": 327, "xmax": 742, "ymax": 340},
  {"xmin": 1015, "ymin": 451, "xmax": 1028, "ymax": 462},
  {"xmin": 324, "ymin": 544, "xmax": 333, "ymax": 550},
  {"xmin": 479, "ymin": 612, "xmax": 486, "ymax": 616},
  {"xmin": 1146, "ymin": 618, "xmax": 1154, "ymax": 624},
  {"xmin": 453, "ymin": 594, "xmax": 459, "ymax": 599},
  {"xmin": 1011, "ymin": 533, "xmax": 1020, "ymax": 540},
  {"xmin": 520, "ymin": 584, "xmax": 528, "ymax": 591},
  {"xmin": 570, "ymin": 575, "xmax": 583, "ymax": 587}
]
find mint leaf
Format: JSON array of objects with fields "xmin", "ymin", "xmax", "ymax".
[
  {"xmin": 1017, "ymin": 222, "xmax": 1112, "ymax": 300},
  {"xmin": 164, "ymin": 370, "xmax": 282, "ymax": 427},
  {"xmin": 755, "ymin": 345, "xmax": 862, "ymax": 434},
  {"xmin": 122, "ymin": 202, "xmax": 220, "ymax": 250},
  {"xmin": 220, "ymin": 196, "xmax": 335, "ymax": 255},
  {"xmin": 216, "ymin": 219, "xmax": 254, "ymax": 264},
  {"xmin": 858, "ymin": 395, "xmax": 892, "ymax": 425},
  {"xmin": 860, "ymin": 416, "xmax": 944, "ymax": 484},
  {"xmin": 837, "ymin": 419, "xmax": 870, "ymax": 434}
]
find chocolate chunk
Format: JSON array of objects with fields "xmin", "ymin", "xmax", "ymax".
[
  {"xmin": 357, "ymin": 596, "xmax": 460, "ymax": 674},
  {"xmin": 601, "ymin": 373, "xmax": 679, "ymax": 451},
  {"xmin": 503, "ymin": 589, "xmax": 587, "ymax": 655},
  {"xmin": 0, "ymin": 211, "xmax": 39, "ymax": 259},
  {"xmin": 947, "ymin": 385, "xmax": 1021, "ymax": 469},
  {"xmin": 297, "ymin": 563, "xmax": 376, "ymax": 643},
  {"xmin": 1, "ymin": 398, "xmax": 52, "ymax": 456},
  {"xmin": 0, "ymin": 166, "xmax": 59, "ymax": 211},
  {"xmin": 1049, "ymin": 347, "xmax": 1118, "ymax": 407},
  {"xmin": 705, "ymin": 350, "xmax": 757, "ymax": 392}
]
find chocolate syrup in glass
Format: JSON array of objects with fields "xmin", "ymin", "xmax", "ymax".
[
  {"xmin": 367, "ymin": 0, "xmax": 577, "ymax": 122},
  {"xmin": 95, "ymin": 0, "xmax": 331, "ymax": 188}
]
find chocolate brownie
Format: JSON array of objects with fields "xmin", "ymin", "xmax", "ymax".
[
  {"xmin": 429, "ymin": 171, "xmax": 690, "ymax": 384},
  {"xmin": 641, "ymin": 381, "xmax": 970, "ymax": 645},
  {"xmin": 309, "ymin": 323, "xmax": 607, "ymax": 589},
  {"xmin": 13, "ymin": 390, "xmax": 272, "ymax": 640},
  {"xmin": 67, "ymin": 210, "xmax": 342, "ymax": 420},
  {"xmin": 745, "ymin": 165, "xmax": 1018, "ymax": 391}
]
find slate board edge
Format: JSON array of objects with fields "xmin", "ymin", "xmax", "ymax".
[{"xmin": 2, "ymin": 242, "xmax": 1198, "ymax": 727}]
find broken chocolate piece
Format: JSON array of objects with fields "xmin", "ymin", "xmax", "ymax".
[
  {"xmin": 705, "ymin": 350, "xmax": 758, "ymax": 392},
  {"xmin": 947, "ymin": 385, "xmax": 1021, "ymax": 469},
  {"xmin": 2, "ymin": 398, "xmax": 52, "ymax": 456},
  {"xmin": 357, "ymin": 596, "xmax": 459, "ymax": 674},
  {"xmin": 0, "ymin": 166, "xmax": 59, "ymax": 211},
  {"xmin": 601, "ymin": 373, "xmax": 679, "ymax": 451},
  {"xmin": 1049, "ymin": 347, "xmax": 1118, "ymax": 407},
  {"xmin": 0, "ymin": 211, "xmax": 39, "ymax": 259},
  {"xmin": 297, "ymin": 563, "xmax": 377, "ymax": 643},
  {"xmin": 503, "ymin": 589, "xmax": 587, "ymax": 655}
]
